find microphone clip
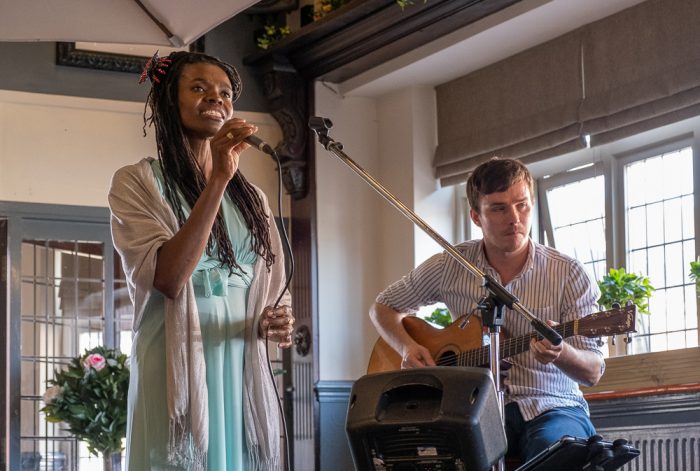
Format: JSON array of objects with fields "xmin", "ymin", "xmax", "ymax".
[{"xmin": 308, "ymin": 116, "xmax": 335, "ymax": 150}]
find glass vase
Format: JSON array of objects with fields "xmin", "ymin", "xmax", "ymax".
[{"xmin": 103, "ymin": 451, "xmax": 122, "ymax": 471}]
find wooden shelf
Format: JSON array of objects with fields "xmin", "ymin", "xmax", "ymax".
[
  {"xmin": 244, "ymin": 0, "xmax": 522, "ymax": 82},
  {"xmin": 582, "ymin": 347, "xmax": 700, "ymax": 396}
]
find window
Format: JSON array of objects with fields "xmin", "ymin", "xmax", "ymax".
[
  {"xmin": 455, "ymin": 183, "xmax": 482, "ymax": 242},
  {"xmin": 539, "ymin": 164, "xmax": 607, "ymax": 282},
  {"xmin": 537, "ymin": 135, "xmax": 699, "ymax": 356},
  {"xmin": 622, "ymin": 147, "xmax": 697, "ymax": 354}
]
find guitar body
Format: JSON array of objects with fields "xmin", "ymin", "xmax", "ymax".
[{"xmin": 367, "ymin": 315, "xmax": 484, "ymax": 373}]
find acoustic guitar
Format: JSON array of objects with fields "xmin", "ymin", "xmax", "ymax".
[{"xmin": 367, "ymin": 304, "xmax": 636, "ymax": 373}]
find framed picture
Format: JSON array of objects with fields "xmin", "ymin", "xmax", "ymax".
[{"xmin": 56, "ymin": 38, "xmax": 205, "ymax": 73}]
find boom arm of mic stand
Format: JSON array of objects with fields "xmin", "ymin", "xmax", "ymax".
[{"xmin": 309, "ymin": 116, "xmax": 562, "ymax": 346}]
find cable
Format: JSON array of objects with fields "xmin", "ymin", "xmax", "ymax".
[{"xmin": 263, "ymin": 148, "xmax": 295, "ymax": 471}]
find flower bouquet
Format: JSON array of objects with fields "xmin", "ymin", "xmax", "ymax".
[{"xmin": 41, "ymin": 346, "xmax": 129, "ymax": 470}]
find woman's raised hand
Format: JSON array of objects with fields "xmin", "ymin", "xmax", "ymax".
[{"xmin": 210, "ymin": 118, "xmax": 257, "ymax": 181}]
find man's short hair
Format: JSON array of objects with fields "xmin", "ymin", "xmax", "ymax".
[{"xmin": 466, "ymin": 157, "xmax": 534, "ymax": 212}]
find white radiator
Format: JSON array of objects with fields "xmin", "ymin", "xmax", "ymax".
[{"xmin": 596, "ymin": 423, "xmax": 700, "ymax": 470}]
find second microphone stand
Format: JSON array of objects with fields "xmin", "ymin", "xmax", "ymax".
[{"xmin": 309, "ymin": 116, "xmax": 563, "ymax": 471}]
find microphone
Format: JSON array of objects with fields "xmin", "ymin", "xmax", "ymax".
[{"xmin": 245, "ymin": 135, "xmax": 275, "ymax": 155}]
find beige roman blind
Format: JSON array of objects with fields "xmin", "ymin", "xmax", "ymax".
[
  {"xmin": 580, "ymin": 0, "xmax": 700, "ymax": 147},
  {"xmin": 434, "ymin": 0, "xmax": 700, "ymax": 186}
]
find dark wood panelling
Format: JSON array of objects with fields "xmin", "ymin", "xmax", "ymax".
[{"xmin": 245, "ymin": 0, "xmax": 522, "ymax": 82}]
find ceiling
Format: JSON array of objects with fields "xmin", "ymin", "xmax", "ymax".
[
  {"xmin": 0, "ymin": 0, "xmax": 257, "ymax": 47},
  {"xmin": 340, "ymin": 0, "xmax": 647, "ymax": 97}
]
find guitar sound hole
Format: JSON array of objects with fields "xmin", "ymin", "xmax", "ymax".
[{"xmin": 438, "ymin": 351, "xmax": 457, "ymax": 366}]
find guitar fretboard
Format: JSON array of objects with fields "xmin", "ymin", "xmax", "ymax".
[{"xmin": 443, "ymin": 321, "xmax": 577, "ymax": 367}]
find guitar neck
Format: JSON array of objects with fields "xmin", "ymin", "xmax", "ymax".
[{"xmin": 457, "ymin": 321, "xmax": 575, "ymax": 367}]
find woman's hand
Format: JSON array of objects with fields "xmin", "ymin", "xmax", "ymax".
[
  {"xmin": 209, "ymin": 118, "xmax": 257, "ymax": 182},
  {"xmin": 259, "ymin": 305, "xmax": 295, "ymax": 348}
]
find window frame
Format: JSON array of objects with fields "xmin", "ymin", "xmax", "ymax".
[
  {"xmin": 536, "ymin": 161, "xmax": 610, "ymax": 275},
  {"xmin": 531, "ymin": 125, "xmax": 700, "ymax": 393},
  {"xmin": 612, "ymin": 135, "xmax": 696, "ymax": 262},
  {"xmin": 615, "ymin": 137, "xmax": 698, "ymax": 353}
]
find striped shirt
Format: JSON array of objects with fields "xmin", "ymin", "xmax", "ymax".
[{"xmin": 376, "ymin": 239, "xmax": 603, "ymax": 421}]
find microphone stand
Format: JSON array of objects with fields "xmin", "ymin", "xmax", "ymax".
[{"xmin": 309, "ymin": 116, "xmax": 563, "ymax": 471}]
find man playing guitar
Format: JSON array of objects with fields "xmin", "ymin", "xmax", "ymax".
[{"xmin": 369, "ymin": 157, "xmax": 605, "ymax": 464}]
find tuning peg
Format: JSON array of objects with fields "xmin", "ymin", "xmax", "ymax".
[
  {"xmin": 596, "ymin": 337, "xmax": 604, "ymax": 347},
  {"xmin": 624, "ymin": 332, "xmax": 633, "ymax": 344},
  {"xmin": 612, "ymin": 302, "xmax": 621, "ymax": 309}
]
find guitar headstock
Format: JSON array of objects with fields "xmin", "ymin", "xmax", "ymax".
[{"xmin": 577, "ymin": 304, "xmax": 637, "ymax": 337}]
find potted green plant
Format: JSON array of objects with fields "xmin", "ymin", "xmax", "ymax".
[
  {"xmin": 41, "ymin": 346, "xmax": 129, "ymax": 471},
  {"xmin": 597, "ymin": 267, "xmax": 655, "ymax": 314},
  {"xmin": 689, "ymin": 258, "xmax": 700, "ymax": 295},
  {"xmin": 256, "ymin": 24, "xmax": 291, "ymax": 50},
  {"xmin": 597, "ymin": 267, "xmax": 655, "ymax": 356}
]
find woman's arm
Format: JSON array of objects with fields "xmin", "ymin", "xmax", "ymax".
[
  {"xmin": 153, "ymin": 174, "xmax": 229, "ymax": 298},
  {"xmin": 153, "ymin": 119, "xmax": 255, "ymax": 298}
]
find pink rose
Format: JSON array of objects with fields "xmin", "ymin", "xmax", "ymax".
[{"xmin": 82, "ymin": 353, "xmax": 106, "ymax": 371}]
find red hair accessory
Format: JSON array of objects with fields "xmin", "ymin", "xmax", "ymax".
[{"xmin": 138, "ymin": 51, "xmax": 172, "ymax": 85}]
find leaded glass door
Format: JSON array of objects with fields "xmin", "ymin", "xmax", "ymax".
[{"xmin": 1, "ymin": 203, "xmax": 131, "ymax": 471}]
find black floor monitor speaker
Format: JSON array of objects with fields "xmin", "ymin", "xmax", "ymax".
[{"xmin": 346, "ymin": 367, "xmax": 507, "ymax": 471}]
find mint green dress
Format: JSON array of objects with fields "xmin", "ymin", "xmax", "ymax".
[{"xmin": 125, "ymin": 161, "xmax": 256, "ymax": 470}]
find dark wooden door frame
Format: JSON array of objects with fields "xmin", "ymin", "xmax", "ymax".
[{"xmin": 242, "ymin": 1, "xmax": 523, "ymax": 468}]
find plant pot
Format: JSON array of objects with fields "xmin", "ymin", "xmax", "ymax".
[{"xmin": 103, "ymin": 452, "xmax": 121, "ymax": 471}]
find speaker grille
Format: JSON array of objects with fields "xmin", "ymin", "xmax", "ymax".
[{"xmin": 372, "ymin": 427, "xmax": 459, "ymax": 461}]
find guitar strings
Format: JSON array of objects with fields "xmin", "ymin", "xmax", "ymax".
[{"xmin": 435, "ymin": 324, "xmax": 571, "ymax": 367}]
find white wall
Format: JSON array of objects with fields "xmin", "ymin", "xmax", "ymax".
[
  {"xmin": 315, "ymin": 83, "xmax": 457, "ymax": 381},
  {"xmin": 0, "ymin": 90, "xmax": 286, "ymax": 216},
  {"xmin": 377, "ymin": 86, "xmax": 455, "ymax": 298},
  {"xmin": 376, "ymin": 89, "xmax": 419, "ymax": 284},
  {"xmin": 314, "ymin": 82, "xmax": 383, "ymax": 381},
  {"xmin": 405, "ymin": 87, "xmax": 454, "ymax": 264}
]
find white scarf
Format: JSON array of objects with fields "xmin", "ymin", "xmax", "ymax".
[{"xmin": 109, "ymin": 158, "xmax": 288, "ymax": 470}]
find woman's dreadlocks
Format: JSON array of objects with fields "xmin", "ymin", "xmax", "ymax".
[{"xmin": 141, "ymin": 51, "xmax": 275, "ymax": 274}]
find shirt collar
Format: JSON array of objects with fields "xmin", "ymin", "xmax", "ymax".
[{"xmin": 476, "ymin": 238, "xmax": 536, "ymax": 281}]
